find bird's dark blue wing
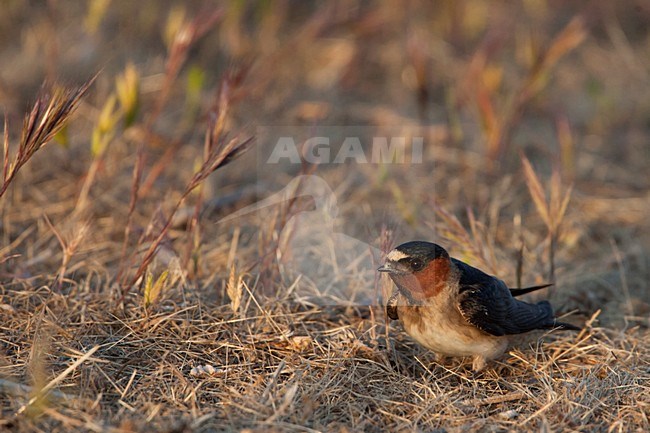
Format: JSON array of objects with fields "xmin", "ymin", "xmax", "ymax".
[{"xmin": 452, "ymin": 259, "xmax": 557, "ymax": 336}]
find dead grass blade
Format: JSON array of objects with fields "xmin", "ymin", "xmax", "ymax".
[
  {"xmin": 483, "ymin": 16, "xmax": 586, "ymax": 163},
  {"xmin": 521, "ymin": 155, "xmax": 573, "ymax": 283},
  {"xmin": 0, "ymin": 76, "xmax": 96, "ymax": 198},
  {"xmin": 15, "ymin": 345, "xmax": 100, "ymax": 417},
  {"xmin": 149, "ymin": 7, "xmax": 224, "ymax": 127},
  {"xmin": 521, "ymin": 155, "xmax": 551, "ymax": 228},
  {"xmin": 542, "ymin": 16, "xmax": 587, "ymax": 77}
]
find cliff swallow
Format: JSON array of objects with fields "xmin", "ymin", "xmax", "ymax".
[{"xmin": 378, "ymin": 241, "xmax": 579, "ymax": 371}]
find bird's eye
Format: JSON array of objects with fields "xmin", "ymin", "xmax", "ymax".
[{"xmin": 410, "ymin": 258, "xmax": 424, "ymax": 271}]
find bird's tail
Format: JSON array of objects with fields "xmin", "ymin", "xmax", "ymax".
[
  {"xmin": 509, "ymin": 283, "xmax": 553, "ymax": 297},
  {"xmin": 537, "ymin": 300, "xmax": 582, "ymax": 331}
]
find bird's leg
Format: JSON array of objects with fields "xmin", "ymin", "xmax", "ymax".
[
  {"xmin": 472, "ymin": 355, "xmax": 487, "ymax": 372},
  {"xmin": 427, "ymin": 352, "xmax": 446, "ymax": 367}
]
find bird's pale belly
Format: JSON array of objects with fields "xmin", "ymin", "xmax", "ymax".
[{"xmin": 398, "ymin": 304, "xmax": 508, "ymax": 358}]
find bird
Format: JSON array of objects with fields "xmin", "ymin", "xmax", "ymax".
[{"xmin": 378, "ymin": 241, "xmax": 580, "ymax": 371}]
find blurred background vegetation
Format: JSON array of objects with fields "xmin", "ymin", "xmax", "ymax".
[{"xmin": 0, "ymin": 1, "xmax": 649, "ymax": 431}]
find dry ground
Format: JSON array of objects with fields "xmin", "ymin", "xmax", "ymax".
[{"xmin": 0, "ymin": 2, "xmax": 649, "ymax": 432}]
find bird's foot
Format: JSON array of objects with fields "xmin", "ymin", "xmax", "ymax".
[
  {"xmin": 432, "ymin": 353, "xmax": 447, "ymax": 365},
  {"xmin": 471, "ymin": 356, "xmax": 487, "ymax": 372}
]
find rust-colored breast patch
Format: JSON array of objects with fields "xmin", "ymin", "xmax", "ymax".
[
  {"xmin": 415, "ymin": 257, "xmax": 450, "ymax": 298},
  {"xmin": 390, "ymin": 274, "xmax": 423, "ymax": 300}
]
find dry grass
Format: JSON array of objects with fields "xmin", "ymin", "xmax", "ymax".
[{"xmin": 1, "ymin": 1, "xmax": 649, "ymax": 432}]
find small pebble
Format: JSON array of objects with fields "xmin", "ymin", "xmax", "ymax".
[
  {"xmin": 190, "ymin": 364, "xmax": 220, "ymax": 377},
  {"xmin": 498, "ymin": 409, "xmax": 519, "ymax": 420}
]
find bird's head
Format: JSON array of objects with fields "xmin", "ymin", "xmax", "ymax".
[{"xmin": 378, "ymin": 241, "xmax": 451, "ymax": 303}]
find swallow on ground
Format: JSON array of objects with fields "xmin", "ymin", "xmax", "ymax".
[{"xmin": 378, "ymin": 241, "xmax": 580, "ymax": 371}]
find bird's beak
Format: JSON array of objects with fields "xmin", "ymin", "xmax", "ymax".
[{"xmin": 377, "ymin": 261, "xmax": 407, "ymax": 275}]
